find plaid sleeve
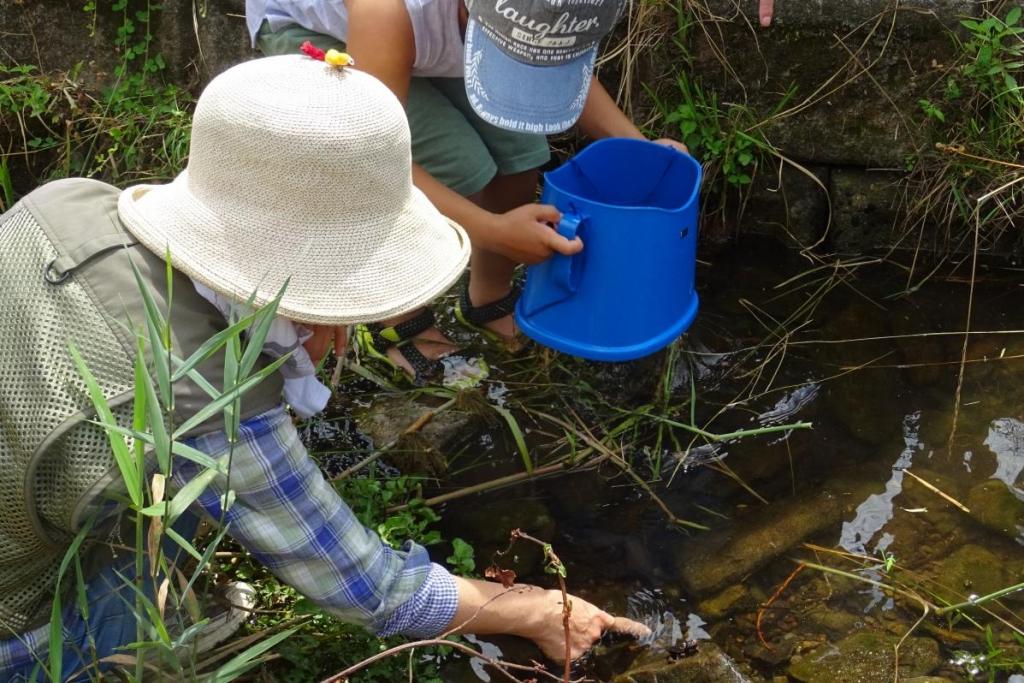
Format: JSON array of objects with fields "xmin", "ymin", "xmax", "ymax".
[
  {"xmin": 174, "ymin": 406, "xmax": 459, "ymax": 636},
  {"xmin": 377, "ymin": 562, "xmax": 458, "ymax": 638}
]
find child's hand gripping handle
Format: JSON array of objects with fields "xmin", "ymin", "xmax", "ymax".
[
  {"xmin": 519, "ymin": 211, "xmax": 584, "ymax": 318},
  {"xmin": 550, "ymin": 212, "xmax": 582, "ymax": 295}
]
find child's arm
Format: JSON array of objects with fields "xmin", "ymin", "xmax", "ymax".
[
  {"xmin": 578, "ymin": 78, "xmax": 688, "ymax": 154},
  {"xmin": 345, "ymin": 0, "xmax": 580, "ymax": 264}
]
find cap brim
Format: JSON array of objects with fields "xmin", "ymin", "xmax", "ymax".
[{"xmin": 464, "ymin": 20, "xmax": 596, "ymax": 135}]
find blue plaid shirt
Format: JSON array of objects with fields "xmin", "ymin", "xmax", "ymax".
[{"xmin": 0, "ymin": 405, "xmax": 459, "ymax": 673}]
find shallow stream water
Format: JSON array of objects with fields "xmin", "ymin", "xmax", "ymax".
[{"xmin": 338, "ymin": 237, "xmax": 1024, "ymax": 682}]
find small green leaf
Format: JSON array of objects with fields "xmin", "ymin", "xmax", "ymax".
[{"xmin": 167, "ymin": 467, "xmax": 219, "ymax": 524}]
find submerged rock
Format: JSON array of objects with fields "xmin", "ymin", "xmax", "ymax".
[
  {"xmin": 935, "ymin": 544, "xmax": 1023, "ymax": 599},
  {"xmin": 966, "ymin": 479, "xmax": 1024, "ymax": 542},
  {"xmin": 801, "ymin": 605, "xmax": 862, "ymax": 637},
  {"xmin": 675, "ymin": 478, "xmax": 879, "ymax": 595},
  {"xmin": 698, "ymin": 584, "xmax": 755, "ymax": 620},
  {"xmin": 612, "ymin": 643, "xmax": 759, "ymax": 683},
  {"xmin": 788, "ymin": 631, "xmax": 940, "ymax": 682}
]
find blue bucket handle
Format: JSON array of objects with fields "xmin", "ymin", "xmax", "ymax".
[
  {"xmin": 551, "ymin": 211, "xmax": 582, "ymax": 295},
  {"xmin": 519, "ymin": 211, "xmax": 584, "ymax": 318}
]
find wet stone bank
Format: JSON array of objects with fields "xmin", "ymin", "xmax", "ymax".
[{"xmin": 319, "ymin": 238, "xmax": 1024, "ymax": 681}]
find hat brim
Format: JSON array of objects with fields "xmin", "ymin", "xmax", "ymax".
[
  {"xmin": 464, "ymin": 20, "xmax": 597, "ymax": 135},
  {"xmin": 118, "ymin": 172, "xmax": 470, "ymax": 325}
]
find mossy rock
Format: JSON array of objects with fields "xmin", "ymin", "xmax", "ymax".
[
  {"xmin": 788, "ymin": 631, "xmax": 940, "ymax": 682},
  {"xmin": 355, "ymin": 394, "xmax": 486, "ymax": 476},
  {"xmin": 967, "ymin": 479, "xmax": 1024, "ymax": 541},
  {"xmin": 612, "ymin": 643, "xmax": 758, "ymax": 683},
  {"xmin": 698, "ymin": 584, "xmax": 754, "ymax": 620},
  {"xmin": 934, "ymin": 544, "xmax": 1024, "ymax": 599},
  {"xmin": 675, "ymin": 478, "xmax": 880, "ymax": 595}
]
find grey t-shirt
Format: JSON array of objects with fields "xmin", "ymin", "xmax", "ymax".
[{"xmin": 246, "ymin": 0, "xmax": 465, "ymax": 77}]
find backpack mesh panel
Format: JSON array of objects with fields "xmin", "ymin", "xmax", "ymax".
[{"xmin": 0, "ymin": 207, "xmax": 134, "ymax": 633}]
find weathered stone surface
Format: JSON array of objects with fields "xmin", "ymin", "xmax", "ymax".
[
  {"xmin": 788, "ymin": 631, "xmax": 941, "ymax": 682},
  {"xmin": 675, "ymin": 478, "xmax": 880, "ymax": 595},
  {"xmin": 2, "ymin": 1, "xmax": 118, "ymax": 88},
  {"xmin": 966, "ymin": 479, "xmax": 1024, "ymax": 541},
  {"xmin": 612, "ymin": 643, "xmax": 759, "ymax": 683},
  {"xmin": 161, "ymin": 0, "xmax": 255, "ymax": 83},
  {"xmin": 831, "ymin": 169, "xmax": 904, "ymax": 254},
  {"xmin": 740, "ymin": 163, "xmax": 830, "ymax": 249},
  {"xmin": 691, "ymin": 0, "xmax": 974, "ymax": 167},
  {"xmin": 0, "ymin": 0, "xmax": 252, "ymax": 88},
  {"xmin": 355, "ymin": 395, "xmax": 484, "ymax": 476}
]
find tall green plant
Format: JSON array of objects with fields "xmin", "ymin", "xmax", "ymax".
[
  {"xmin": 902, "ymin": 5, "xmax": 1023, "ymax": 260},
  {"xmin": 60, "ymin": 259, "xmax": 294, "ymax": 682}
]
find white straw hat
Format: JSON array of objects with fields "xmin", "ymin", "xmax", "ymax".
[{"xmin": 118, "ymin": 55, "xmax": 470, "ymax": 325}]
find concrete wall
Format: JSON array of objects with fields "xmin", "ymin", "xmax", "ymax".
[{"xmin": 1, "ymin": 0, "xmax": 998, "ymax": 254}]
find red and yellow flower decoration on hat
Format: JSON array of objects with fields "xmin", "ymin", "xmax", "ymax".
[{"xmin": 301, "ymin": 41, "xmax": 355, "ymax": 68}]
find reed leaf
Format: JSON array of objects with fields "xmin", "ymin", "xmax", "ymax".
[
  {"xmin": 201, "ymin": 627, "xmax": 297, "ymax": 683},
  {"xmin": 171, "ymin": 314, "xmax": 259, "ymax": 383},
  {"xmin": 68, "ymin": 342, "xmax": 142, "ymax": 507},
  {"xmin": 172, "ymin": 356, "xmax": 289, "ymax": 439},
  {"xmin": 492, "ymin": 405, "xmax": 533, "ymax": 473}
]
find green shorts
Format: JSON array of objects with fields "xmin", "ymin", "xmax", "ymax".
[{"xmin": 256, "ymin": 22, "xmax": 551, "ymax": 197}]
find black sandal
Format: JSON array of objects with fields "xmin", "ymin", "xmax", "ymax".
[
  {"xmin": 353, "ymin": 308, "xmax": 445, "ymax": 386},
  {"xmin": 454, "ymin": 282, "xmax": 526, "ymax": 351}
]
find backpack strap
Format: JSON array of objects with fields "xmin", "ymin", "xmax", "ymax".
[{"xmin": 25, "ymin": 178, "xmax": 140, "ymax": 284}]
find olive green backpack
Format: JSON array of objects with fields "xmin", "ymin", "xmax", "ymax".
[{"xmin": 0, "ymin": 178, "xmax": 283, "ymax": 635}]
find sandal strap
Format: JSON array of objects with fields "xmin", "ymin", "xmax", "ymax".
[
  {"xmin": 369, "ymin": 308, "xmax": 436, "ymax": 350},
  {"xmin": 460, "ymin": 282, "xmax": 522, "ymax": 327},
  {"xmin": 395, "ymin": 342, "xmax": 443, "ymax": 386}
]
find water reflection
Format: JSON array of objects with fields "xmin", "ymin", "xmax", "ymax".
[
  {"xmin": 758, "ymin": 382, "xmax": 820, "ymax": 426},
  {"xmin": 985, "ymin": 417, "xmax": 1024, "ymax": 492},
  {"xmin": 838, "ymin": 412, "xmax": 922, "ymax": 555}
]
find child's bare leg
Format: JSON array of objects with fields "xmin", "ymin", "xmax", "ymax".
[
  {"xmin": 467, "ymin": 168, "xmax": 540, "ymax": 340},
  {"xmin": 380, "ymin": 169, "xmax": 538, "ymax": 375}
]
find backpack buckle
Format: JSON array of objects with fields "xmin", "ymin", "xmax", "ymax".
[{"xmin": 43, "ymin": 259, "xmax": 70, "ymax": 285}]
